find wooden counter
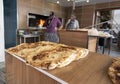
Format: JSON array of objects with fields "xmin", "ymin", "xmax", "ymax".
[
  {"xmin": 58, "ymin": 30, "xmax": 97, "ymax": 52},
  {"xmin": 5, "ymin": 52, "xmax": 113, "ymax": 84},
  {"xmin": 58, "ymin": 30, "xmax": 88, "ymax": 48}
]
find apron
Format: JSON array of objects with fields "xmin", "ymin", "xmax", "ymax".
[{"xmin": 66, "ymin": 20, "xmax": 76, "ymax": 30}]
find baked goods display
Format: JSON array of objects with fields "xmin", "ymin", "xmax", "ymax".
[
  {"xmin": 108, "ymin": 58, "xmax": 120, "ymax": 84},
  {"xmin": 6, "ymin": 41, "xmax": 89, "ymax": 70},
  {"xmin": 88, "ymin": 28, "xmax": 112, "ymax": 37},
  {"xmin": 98, "ymin": 31, "xmax": 112, "ymax": 37}
]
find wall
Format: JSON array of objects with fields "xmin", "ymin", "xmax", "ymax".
[
  {"xmin": 113, "ymin": 9, "xmax": 120, "ymax": 25},
  {"xmin": 17, "ymin": 0, "xmax": 120, "ymax": 29},
  {"xmin": 80, "ymin": 5, "xmax": 95, "ymax": 28},
  {"xmin": 66, "ymin": 1, "xmax": 120, "ymax": 28},
  {"xmin": 4, "ymin": 0, "xmax": 17, "ymax": 48},
  {"xmin": 65, "ymin": 7, "xmax": 82, "ymax": 28},
  {"xmin": 17, "ymin": 0, "xmax": 66, "ymax": 29},
  {"xmin": 0, "ymin": 0, "xmax": 5, "ymax": 62}
]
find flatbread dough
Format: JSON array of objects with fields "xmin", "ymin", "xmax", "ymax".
[{"xmin": 6, "ymin": 41, "xmax": 89, "ymax": 70}]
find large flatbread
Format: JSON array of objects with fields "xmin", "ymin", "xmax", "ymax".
[
  {"xmin": 6, "ymin": 41, "xmax": 58, "ymax": 58},
  {"xmin": 6, "ymin": 41, "xmax": 89, "ymax": 70}
]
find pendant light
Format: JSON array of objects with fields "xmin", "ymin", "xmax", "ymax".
[{"xmin": 72, "ymin": 0, "xmax": 75, "ymax": 14}]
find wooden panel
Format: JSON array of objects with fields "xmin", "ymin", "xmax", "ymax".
[
  {"xmin": 5, "ymin": 53, "xmax": 60, "ymax": 84},
  {"xmin": 5, "ymin": 53, "xmax": 26, "ymax": 84},
  {"xmin": 58, "ymin": 30, "xmax": 88, "ymax": 48},
  {"xmin": 26, "ymin": 65, "xmax": 60, "ymax": 84},
  {"xmin": 6, "ymin": 51, "xmax": 113, "ymax": 84},
  {"xmin": 88, "ymin": 36, "xmax": 98, "ymax": 52}
]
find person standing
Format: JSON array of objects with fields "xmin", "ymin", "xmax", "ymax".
[
  {"xmin": 43, "ymin": 11, "xmax": 62, "ymax": 43},
  {"xmin": 66, "ymin": 14, "xmax": 79, "ymax": 30}
]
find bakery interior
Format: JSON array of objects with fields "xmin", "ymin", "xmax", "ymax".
[{"xmin": 0, "ymin": 0, "xmax": 120, "ymax": 84}]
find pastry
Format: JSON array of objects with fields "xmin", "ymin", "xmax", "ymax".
[{"xmin": 108, "ymin": 58, "xmax": 120, "ymax": 84}]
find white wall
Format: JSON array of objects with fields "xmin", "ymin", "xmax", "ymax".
[
  {"xmin": 113, "ymin": 9, "xmax": 120, "ymax": 24},
  {"xmin": 0, "ymin": 0, "xmax": 5, "ymax": 62}
]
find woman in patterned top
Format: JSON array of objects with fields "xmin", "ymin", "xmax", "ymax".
[{"xmin": 43, "ymin": 11, "xmax": 62, "ymax": 43}]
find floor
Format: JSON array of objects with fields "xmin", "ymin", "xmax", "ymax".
[
  {"xmin": 97, "ymin": 43, "xmax": 120, "ymax": 57},
  {"xmin": 109, "ymin": 43, "xmax": 120, "ymax": 57},
  {"xmin": 0, "ymin": 43, "xmax": 119, "ymax": 84},
  {"xmin": 0, "ymin": 62, "xmax": 5, "ymax": 84}
]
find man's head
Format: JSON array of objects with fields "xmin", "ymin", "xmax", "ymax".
[{"xmin": 70, "ymin": 14, "xmax": 76, "ymax": 20}]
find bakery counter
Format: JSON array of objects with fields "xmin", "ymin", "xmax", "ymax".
[
  {"xmin": 58, "ymin": 29, "xmax": 88, "ymax": 48},
  {"xmin": 58, "ymin": 29, "xmax": 97, "ymax": 52},
  {"xmin": 5, "ymin": 51, "xmax": 113, "ymax": 84}
]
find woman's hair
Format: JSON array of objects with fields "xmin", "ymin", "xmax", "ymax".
[{"xmin": 49, "ymin": 11, "xmax": 55, "ymax": 17}]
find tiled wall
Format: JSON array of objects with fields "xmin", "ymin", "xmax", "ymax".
[{"xmin": 17, "ymin": 0, "xmax": 66, "ymax": 29}]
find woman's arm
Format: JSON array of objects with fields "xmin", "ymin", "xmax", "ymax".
[{"xmin": 57, "ymin": 18, "xmax": 62, "ymax": 29}]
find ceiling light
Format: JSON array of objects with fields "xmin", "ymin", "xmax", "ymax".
[
  {"xmin": 74, "ymin": 0, "xmax": 89, "ymax": 3},
  {"xmin": 57, "ymin": 1, "xmax": 60, "ymax": 4},
  {"xmin": 86, "ymin": 0, "xmax": 89, "ymax": 3},
  {"xmin": 67, "ymin": 0, "xmax": 70, "ymax": 1}
]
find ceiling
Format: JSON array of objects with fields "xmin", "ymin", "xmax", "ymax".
[{"xmin": 46, "ymin": 0, "xmax": 120, "ymax": 7}]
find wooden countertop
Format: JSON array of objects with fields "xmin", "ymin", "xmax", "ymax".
[
  {"xmin": 47, "ymin": 52, "xmax": 113, "ymax": 84},
  {"xmin": 6, "ymin": 52, "xmax": 113, "ymax": 84}
]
